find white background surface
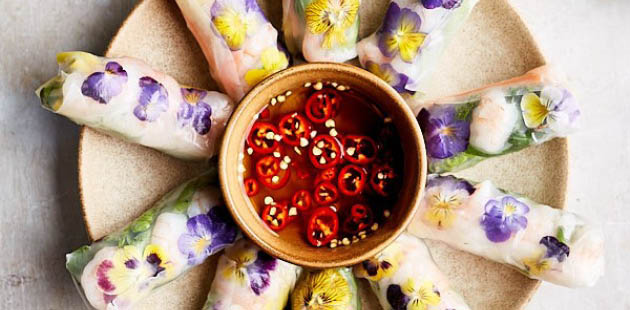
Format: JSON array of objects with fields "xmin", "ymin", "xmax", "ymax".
[{"xmin": 0, "ymin": 0, "xmax": 627, "ymax": 309}]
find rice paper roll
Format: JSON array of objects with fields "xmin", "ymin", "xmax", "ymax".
[
  {"xmin": 408, "ymin": 175, "xmax": 605, "ymax": 288},
  {"xmin": 354, "ymin": 234, "xmax": 470, "ymax": 310},
  {"xmin": 176, "ymin": 0, "xmax": 289, "ymax": 101},
  {"xmin": 203, "ymin": 239, "xmax": 301, "ymax": 310},
  {"xmin": 37, "ymin": 51, "xmax": 233, "ymax": 161},
  {"xmin": 291, "ymin": 268, "xmax": 361, "ymax": 310},
  {"xmin": 357, "ymin": 0, "xmax": 479, "ymax": 95},
  {"xmin": 412, "ymin": 66, "xmax": 581, "ymax": 173},
  {"xmin": 282, "ymin": 0, "xmax": 360, "ymax": 63},
  {"xmin": 65, "ymin": 172, "xmax": 240, "ymax": 309}
]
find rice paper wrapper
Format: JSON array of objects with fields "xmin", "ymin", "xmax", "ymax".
[
  {"xmin": 203, "ymin": 239, "xmax": 301, "ymax": 310},
  {"xmin": 65, "ymin": 171, "xmax": 240, "ymax": 309},
  {"xmin": 357, "ymin": 0, "xmax": 479, "ymax": 95},
  {"xmin": 176, "ymin": 0, "xmax": 289, "ymax": 101},
  {"xmin": 291, "ymin": 267, "xmax": 361, "ymax": 310},
  {"xmin": 408, "ymin": 175, "xmax": 605, "ymax": 288},
  {"xmin": 36, "ymin": 52, "xmax": 234, "ymax": 161},
  {"xmin": 282, "ymin": 0, "xmax": 361, "ymax": 63},
  {"xmin": 355, "ymin": 233, "xmax": 470, "ymax": 310},
  {"xmin": 412, "ymin": 65, "xmax": 581, "ymax": 173}
]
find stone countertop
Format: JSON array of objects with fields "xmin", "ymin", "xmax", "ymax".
[{"xmin": 0, "ymin": 0, "xmax": 627, "ymax": 309}]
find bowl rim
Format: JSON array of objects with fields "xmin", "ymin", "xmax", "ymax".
[{"xmin": 219, "ymin": 62, "xmax": 427, "ymax": 268}]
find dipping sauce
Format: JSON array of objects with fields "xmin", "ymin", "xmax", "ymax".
[{"xmin": 240, "ymin": 82, "xmax": 403, "ymax": 248}]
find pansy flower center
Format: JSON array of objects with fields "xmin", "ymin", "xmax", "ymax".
[
  {"xmin": 503, "ymin": 203, "xmax": 517, "ymax": 216},
  {"xmin": 193, "ymin": 236, "xmax": 212, "ymax": 255},
  {"xmin": 438, "ymin": 125, "xmax": 454, "ymax": 136},
  {"xmin": 184, "ymin": 92, "xmax": 202, "ymax": 104}
]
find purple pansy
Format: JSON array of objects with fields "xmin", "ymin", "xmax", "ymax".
[
  {"xmin": 178, "ymin": 207, "xmax": 238, "ymax": 265},
  {"xmin": 386, "ymin": 285, "xmax": 411, "ymax": 310},
  {"xmin": 247, "ymin": 251, "xmax": 277, "ymax": 295},
  {"xmin": 418, "ymin": 106, "xmax": 471, "ymax": 159},
  {"xmin": 377, "ymin": 2, "xmax": 424, "ymax": 62},
  {"xmin": 366, "ymin": 61, "xmax": 413, "ymax": 94},
  {"xmin": 421, "ymin": 0, "xmax": 462, "ymax": 9},
  {"xmin": 540, "ymin": 236, "xmax": 570, "ymax": 262},
  {"xmin": 480, "ymin": 196, "xmax": 530, "ymax": 243},
  {"xmin": 81, "ymin": 61, "xmax": 128, "ymax": 104},
  {"xmin": 426, "ymin": 174, "xmax": 475, "ymax": 193},
  {"xmin": 179, "ymin": 88, "xmax": 213, "ymax": 135},
  {"xmin": 134, "ymin": 76, "xmax": 169, "ymax": 122}
]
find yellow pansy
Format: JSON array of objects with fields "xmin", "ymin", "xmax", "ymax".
[
  {"xmin": 292, "ymin": 269, "xmax": 351, "ymax": 310},
  {"xmin": 401, "ymin": 279, "xmax": 441, "ymax": 310},
  {"xmin": 522, "ymin": 254, "xmax": 551, "ymax": 276},
  {"xmin": 102, "ymin": 244, "xmax": 173, "ymax": 295},
  {"xmin": 423, "ymin": 190, "xmax": 464, "ymax": 229},
  {"xmin": 244, "ymin": 47, "xmax": 289, "ymax": 86},
  {"xmin": 354, "ymin": 243, "xmax": 401, "ymax": 281},
  {"xmin": 520, "ymin": 92, "xmax": 550, "ymax": 129},
  {"xmin": 213, "ymin": 7, "xmax": 248, "ymax": 50},
  {"xmin": 305, "ymin": 0, "xmax": 360, "ymax": 49},
  {"xmin": 222, "ymin": 245, "xmax": 258, "ymax": 287}
]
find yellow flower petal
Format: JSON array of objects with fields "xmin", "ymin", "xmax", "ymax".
[
  {"xmin": 322, "ymin": 28, "xmax": 347, "ymax": 49},
  {"xmin": 402, "ymin": 278, "xmax": 417, "ymax": 296},
  {"xmin": 213, "ymin": 7, "xmax": 248, "ymax": 50},
  {"xmin": 523, "ymin": 256, "xmax": 551, "ymax": 276},
  {"xmin": 56, "ymin": 51, "xmax": 101, "ymax": 73},
  {"xmin": 521, "ymin": 92, "xmax": 549, "ymax": 129},
  {"xmin": 244, "ymin": 48, "xmax": 288, "ymax": 86},
  {"xmin": 292, "ymin": 269, "xmax": 351, "ymax": 310},
  {"xmin": 143, "ymin": 244, "xmax": 174, "ymax": 278},
  {"xmin": 367, "ymin": 63, "xmax": 393, "ymax": 85},
  {"xmin": 418, "ymin": 281, "xmax": 441, "ymax": 306},
  {"xmin": 305, "ymin": 0, "xmax": 359, "ymax": 48},
  {"xmin": 398, "ymin": 32, "xmax": 426, "ymax": 62}
]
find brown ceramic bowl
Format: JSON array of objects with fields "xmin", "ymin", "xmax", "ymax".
[{"xmin": 219, "ymin": 63, "xmax": 427, "ymax": 268}]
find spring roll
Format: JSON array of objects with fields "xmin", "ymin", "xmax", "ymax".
[
  {"xmin": 413, "ymin": 66, "xmax": 581, "ymax": 173},
  {"xmin": 37, "ymin": 52, "xmax": 233, "ymax": 161},
  {"xmin": 176, "ymin": 0, "xmax": 289, "ymax": 101},
  {"xmin": 408, "ymin": 175, "xmax": 605, "ymax": 288},
  {"xmin": 203, "ymin": 239, "xmax": 301, "ymax": 310},
  {"xmin": 355, "ymin": 234, "xmax": 470, "ymax": 310},
  {"xmin": 66, "ymin": 172, "xmax": 239, "ymax": 309},
  {"xmin": 282, "ymin": 0, "xmax": 360, "ymax": 63},
  {"xmin": 291, "ymin": 268, "xmax": 361, "ymax": 310},
  {"xmin": 357, "ymin": 0, "xmax": 478, "ymax": 95}
]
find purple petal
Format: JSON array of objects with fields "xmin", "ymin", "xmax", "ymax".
[
  {"xmin": 480, "ymin": 216, "xmax": 513, "ymax": 242},
  {"xmin": 501, "ymin": 196, "xmax": 530, "ymax": 216},
  {"xmin": 540, "ymin": 236, "xmax": 570, "ymax": 262},
  {"xmin": 377, "ymin": 2, "xmax": 402, "ymax": 57},
  {"xmin": 484, "ymin": 199, "xmax": 503, "ymax": 217},
  {"xmin": 124, "ymin": 258, "xmax": 139, "ymax": 270},
  {"xmin": 181, "ymin": 87, "xmax": 207, "ymax": 104},
  {"xmin": 418, "ymin": 106, "xmax": 470, "ymax": 159},
  {"xmin": 136, "ymin": 76, "xmax": 169, "ymax": 122},
  {"xmin": 386, "ymin": 284, "xmax": 410, "ymax": 310},
  {"xmin": 207, "ymin": 207, "xmax": 239, "ymax": 253},
  {"xmin": 247, "ymin": 251, "xmax": 277, "ymax": 295},
  {"xmin": 426, "ymin": 175, "xmax": 475, "ymax": 194},
  {"xmin": 178, "ymin": 102, "xmax": 194, "ymax": 121},
  {"xmin": 81, "ymin": 62, "xmax": 128, "ymax": 104},
  {"xmin": 362, "ymin": 260, "xmax": 379, "ymax": 277},
  {"xmin": 104, "ymin": 62, "xmax": 128, "ymax": 78},
  {"xmin": 442, "ymin": 0, "xmax": 462, "ymax": 9},
  {"xmin": 187, "ymin": 214, "xmax": 214, "ymax": 237},
  {"xmin": 192, "ymin": 102, "xmax": 213, "ymax": 135},
  {"xmin": 505, "ymin": 214, "xmax": 528, "ymax": 232},
  {"xmin": 422, "ymin": 0, "xmax": 443, "ymax": 9},
  {"xmin": 178, "ymin": 233, "xmax": 208, "ymax": 265}
]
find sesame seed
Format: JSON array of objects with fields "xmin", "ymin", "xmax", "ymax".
[
  {"xmin": 360, "ymin": 234, "xmax": 367, "ymax": 239},
  {"xmin": 329, "ymin": 128, "xmax": 338, "ymax": 137},
  {"xmin": 304, "ymin": 82, "xmax": 312, "ymax": 87},
  {"xmin": 330, "ymin": 242, "xmax": 337, "ymax": 248},
  {"xmin": 269, "ymin": 207, "xmax": 277, "ymax": 216},
  {"xmin": 346, "ymin": 147, "xmax": 355, "ymax": 156},
  {"xmin": 331, "ymin": 239, "xmax": 338, "ymax": 245},
  {"xmin": 289, "ymin": 207, "xmax": 297, "ymax": 216},
  {"xmin": 272, "ymin": 175, "xmax": 279, "ymax": 183},
  {"xmin": 319, "ymin": 157, "xmax": 326, "ymax": 164},
  {"xmin": 283, "ymin": 156, "xmax": 291, "ymax": 163},
  {"xmin": 377, "ymin": 173, "xmax": 385, "ymax": 180},
  {"xmin": 271, "ymin": 98, "xmax": 277, "ymax": 105},
  {"xmin": 310, "ymin": 131, "xmax": 317, "ymax": 138},
  {"xmin": 285, "ymin": 90, "xmax": 292, "ymax": 96},
  {"xmin": 352, "ymin": 236, "xmax": 359, "ymax": 243},
  {"xmin": 272, "ymin": 219, "xmax": 279, "ymax": 226},
  {"xmin": 384, "ymin": 210, "xmax": 391, "ymax": 218},
  {"xmin": 280, "ymin": 161, "xmax": 288, "ymax": 170},
  {"xmin": 384, "ymin": 117, "xmax": 392, "ymax": 123},
  {"xmin": 264, "ymin": 196, "xmax": 274, "ymax": 205},
  {"xmin": 342, "ymin": 238, "xmax": 350, "ymax": 245},
  {"xmin": 358, "ymin": 230, "xmax": 367, "ymax": 236},
  {"xmin": 325, "ymin": 119, "xmax": 335, "ymax": 128},
  {"xmin": 314, "ymin": 82, "xmax": 323, "ymax": 90},
  {"xmin": 253, "ymin": 113, "xmax": 259, "ymax": 120},
  {"xmin": 273, "ymin": 151, "xmax": 281, "ymax": 158},
  {"xmin": 265, "ymin": 132, "xmax": 275, "ymax": 140},
  {"xmin": 294, "ymin": 146, "xmax": 302, "ymax": 155},
  {"xmin": 277, "ymin": 95, "xmax": 286, "ymax": 102},
  {"xmin": 329, "ymin": 205, "xmax": 337, "ymax": 212},
  {"xmin": 300, "ymin": 137, "xmax": 309, "ymax": 147},
  {"xmin": 317, "ymin": 141, "xmax": 325, "ymax": 148},
  {"xmin": 274, "ymin": 134, "xmax": 283, "ymax": 141},
  {"xmin": 330, "ymin": 152, "xmax": 336, "ymax": 159},
  {"xmin": 247, "ymin": 148, "xmax": 254, "ymax": 155},
  {"xmin": 371, "ymin": 223, "xmax": 379, "ymax": 231},
  {"xmin": 312, "ymin": 147, "xmax": 322, "ymax": 156},
  {"xmin": 337, "ymin": 85, "xmax": 346, "ymax": 91},
  {"xmin": 331, "ymin": 82, "xmax": 338, "ymax": 87}
]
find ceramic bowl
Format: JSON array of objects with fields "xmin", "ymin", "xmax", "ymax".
[{"xmin": 219, "ymin": 63, "xmax": 427, "ymax": 268}]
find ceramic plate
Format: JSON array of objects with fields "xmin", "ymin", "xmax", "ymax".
[{"xmin": 78, "ymin": 0, "xmax": 568, "ymax": 309}]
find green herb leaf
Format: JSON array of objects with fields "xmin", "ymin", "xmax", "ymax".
[
  {"xmin": 429, "ymin": 151, "xmax": 485, "ymax": 173},
  {"xmin": 66, "ymin": 245, "xmax": 94, "ymax": 278},
  {"xmin": 556, "ymin": 227, "xmax": 566, "ymax": 243},
  {"xmin": 454, "ymin": 101, "xmax": 479, "ymax": 121}
]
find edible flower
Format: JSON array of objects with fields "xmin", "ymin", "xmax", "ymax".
[
  {"xmin": 178, "ymin": 207, "xmax": 238, "ymax": 265},
  {"xmin": 366, "ymin": 61, "xmax": 412, "ymax": 93},
  {"xmin": 355, "ymin": 243, "xmax": 401, "ymax": 281},
  {"xmin": 387, "ymin": 279, "xmax": 441, "ymax": 310},
  {"xmin": 418, "ymin": 105, "xmax": 471, "ymax": 159},
  {"xmin": 134, "ymin": 76, "xmax": 169, "ymax": 122},
  {"xmin": 244, "ymin": 47, "xmax": 289, "ymax": 86},
  {"xmin": 178, "ymin": 88, "xmax": 213, "ymax": 135},
  {"xmin": 81, "ymin": 61, "xmax": 128, "ymax": 104},
  {"xmin": 211, "ymin": 0, "xmax": 267, "ymax": 50},
  {"xmin": 520, "ymin": 86, "xmax": 580, "ymax": 136},
  {"xmin": 422, "ymin": 175, "xmax": 475, "ymax": 229},
  {"xmin": 292, "ymin": 269, "xmax": 351, "ymax": 310},
  {"xmin": 222, "ymin": 245, "xmax": 278, "ymax": 295},
  {"xmin": 378, "ymin": 2, "xmax": 426, "ymax": 62},
  {"xmin": 305, "ymin": 0, "xmax": 360, "ymax": 49},
  {"xmin": 480, "ymin": 196, "xmax": 529, "ymax": 243}
]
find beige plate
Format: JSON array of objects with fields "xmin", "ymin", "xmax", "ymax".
[{"xmin": 78, "ymin": 0, "xmax": 568, "ymax": 309}]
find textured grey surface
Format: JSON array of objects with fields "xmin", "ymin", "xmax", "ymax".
[{"xmin": 0, "ymin": 1, "xmax": 627, "ymax": 309}]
